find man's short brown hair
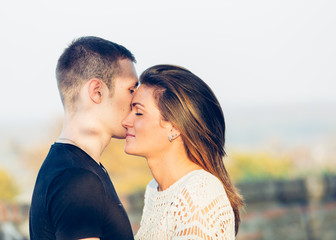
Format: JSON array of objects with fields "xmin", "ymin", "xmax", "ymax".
[{"xmin": 56, "ymin": 36, "xmax": 136, "ymax": 110}]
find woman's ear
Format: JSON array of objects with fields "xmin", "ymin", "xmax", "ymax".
[
  {"xmin": 88, "ymin": 78, "xmax": 103, "ymax": 104},
  {"xmin": 169, "ymin": 126, "xmax": 181, "ymax": 141},
  {"xmin": 160, "ymin": 120, "xmax": 181, "ymax": 141},
  {"xmin": 166, "ymin": 123, "xmax": 181, "ymax": 142}
]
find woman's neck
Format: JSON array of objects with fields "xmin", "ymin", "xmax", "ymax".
[{"xmin": 146, "ymin": 150, "xmax": 202, "ymax": 191}]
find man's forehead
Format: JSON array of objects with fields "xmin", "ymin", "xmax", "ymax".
[{"xmin": 118, "ymin": 59, "xmax": 137, "ymax": 75}]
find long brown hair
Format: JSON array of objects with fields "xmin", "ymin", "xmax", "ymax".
[{"xmin": 140, "ymin": 64, "xmax": 244, "ymax": 235}]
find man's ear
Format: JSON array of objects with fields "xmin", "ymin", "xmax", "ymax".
[{"xmin": 88, "ymin": 78, "xmax": 103, "ymax": 104}]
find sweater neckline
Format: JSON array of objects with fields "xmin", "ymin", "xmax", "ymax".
[{"xmin": 149, "ymin": 169, "xmax": 205, "ymax": 194}]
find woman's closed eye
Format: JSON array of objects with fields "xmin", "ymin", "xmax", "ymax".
[{"xmin": 135, "ymin": 112, "xmax": 143, "ymax": 116}]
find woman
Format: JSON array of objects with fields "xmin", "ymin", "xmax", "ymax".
[{"xmin": 122, "ymin": 65, "xmax": 244, "ymax": 239}]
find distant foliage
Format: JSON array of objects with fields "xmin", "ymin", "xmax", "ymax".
[
  {"xmin": 21, "ymin": 127, "xmax": 152, "ymax": 196},
  {"xmin": 100, "ymin": 139, "xmax": 152, "ymax": 195},
  {"xmin": 20, "ymin": 119, "xmax": 307, "ymax": 196},
  {"xmin": 226, "ymin": 152, "xmax": 293, "ymax": 182},
  {"xmin": 22, "ymin": 136, "xmax": 296, "ymax": 195},
  {"xmin": 0, "ymin": 169, "xmax": 19, "ymax": 201}
]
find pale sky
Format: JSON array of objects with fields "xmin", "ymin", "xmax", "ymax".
[{"xmin": 1, "ymin": 0, "xmax": 335, "ymax": 121}]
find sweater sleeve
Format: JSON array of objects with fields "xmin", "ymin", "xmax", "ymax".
[
  {"xmin": 47, "ymin": 169, "xmax": 106, "ymax": 240},
  {"xmin": 170, "ymin": 174, "xmax": 235, "ymax": 240}
]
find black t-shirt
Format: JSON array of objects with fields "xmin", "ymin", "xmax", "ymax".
[{"xmin": 29, "ymin": 143, "xmax": 134, "ymax": 240}]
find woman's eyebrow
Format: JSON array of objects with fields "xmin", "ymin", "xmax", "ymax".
[{"xmin": 131, "ymin": 102, "xmax": 145, "ymax": 108}]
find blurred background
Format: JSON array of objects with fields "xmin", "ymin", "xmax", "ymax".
[{"xmin": 0, "ymin": 0, "xmax": 335, "ymax": 239}]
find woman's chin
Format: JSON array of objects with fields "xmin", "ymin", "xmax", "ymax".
[{"xmin": 124, "ymin": 147, "xmax": 141, "ymax": 157}]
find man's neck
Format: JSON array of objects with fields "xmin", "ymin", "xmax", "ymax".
[{"xmin": 58, "ymin": 117, "xmax": 111, "ymax": 163}]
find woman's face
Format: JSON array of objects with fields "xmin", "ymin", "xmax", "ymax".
[{"xmin": 122, "ymin": 85, "xmax": 172, "ymax": 158}]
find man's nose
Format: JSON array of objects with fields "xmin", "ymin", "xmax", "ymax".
[{"xmin": 122, "ymin": 113, "xmax": 133, "ymax": 128}]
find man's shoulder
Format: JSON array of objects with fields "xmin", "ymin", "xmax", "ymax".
[
  {"xmin": 37, "ymin": 143, "xmax": 104, "ymax": 187},
  {"xmin": 44, "ymin": 168, "xmax": 107, "ymax": 212},
  {"xmin": 53, "ymin": 168, "xmax": 103, "ymax": 186},
  {"xmin": 42, "ymin": 143, "xmax": 88, "ymax": 167}
]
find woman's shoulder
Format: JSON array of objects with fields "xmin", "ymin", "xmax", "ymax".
[
  {"xmin": 171, "ymin": 170, "xmax": 235, "ymax": 233},
  {"xmin": 143, "ymin": 170, "xmax": 229, "ymax": 205},
  {"xmin": 184, "ymin": 169, "xmax": 225, "ymax": 190},
  {"xmin": 178, "ymin": 169, "xmax": 229, "ymax": 203},
  {"xmin": 143, "ymin": 179, "xmax": 158, "ymax": 197}
]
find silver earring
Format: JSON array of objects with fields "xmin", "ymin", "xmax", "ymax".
[{"xmin": 169, "ymin": 135, "xmax": 173, "ymax": 142}]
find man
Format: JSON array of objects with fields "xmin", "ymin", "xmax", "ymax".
[{"xmin": 29, "ymin": 36, "xmax": 138, "ymax": 240}]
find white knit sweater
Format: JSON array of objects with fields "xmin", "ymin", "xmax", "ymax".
[{"xmin": 135, "ymin": 170, "xmax": 235, "ymax": 240}]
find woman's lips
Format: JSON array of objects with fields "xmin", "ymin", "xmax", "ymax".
[{"xmin": 126, "ymin": 133, "xmax": 135, "ymax": 139}]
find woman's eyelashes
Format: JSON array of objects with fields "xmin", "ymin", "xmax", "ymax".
[{"xmin": 135, "ymin": 112, "xmax": 143, "ymax": 116}]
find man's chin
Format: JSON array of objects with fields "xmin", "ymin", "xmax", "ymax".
[{"xmin": 112, "ymin": 132, "xmax": 127, "ymax": 140}]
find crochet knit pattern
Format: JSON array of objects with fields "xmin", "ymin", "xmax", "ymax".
[{"xmin": 135, "ymin": 170, "xmax": 235, "ymax": 240}]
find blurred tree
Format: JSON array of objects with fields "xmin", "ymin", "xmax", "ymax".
[
  {"xmin": 0, "ymin": 168, "xmax": 19, "ymax": 201},
  {"xmin": 226, "ymin": 151, "xmax": 293, "ymax": 182},
  {"xmin": 21, "ymin": 120, "xmax": 304, "ymax": 194},
  {"xmin": 20, "ymin": 119, "xmax": 63, "ymax": 179},
  {"xmin": 21, "ymin": 119, "xmax": 152, "ymax": 196},
  {"xmin": 100, "ymin": 139, "xmax": 152, "ymax": 195},
  {"xmin": 23, "ymin": 143, "xmax": 54, "ymax": 178},
  {"xmin": 22, "ymin": 138, "xmax": 152, "ymax": 196}
]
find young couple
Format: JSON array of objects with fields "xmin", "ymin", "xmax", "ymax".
[{"xmin": 29, "ymin": 36, "xmax": 244, "ymax": 240}]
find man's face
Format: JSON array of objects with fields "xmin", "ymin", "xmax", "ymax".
[{"xmin": 105, "ymin": 59, "xmax": 138, "ymax": 139}]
